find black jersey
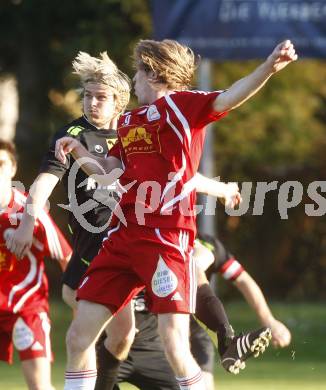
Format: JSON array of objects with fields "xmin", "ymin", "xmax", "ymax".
[{"xmin": 39, "ymin": 115, "xmax": 119, "ymax": 232}]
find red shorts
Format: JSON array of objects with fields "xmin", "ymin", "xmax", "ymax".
[
  {"xmin": 77, "ymin": 223, "xmax": 197, "ymax": 314},
  {"xmin": 0, "ymin": 310, "xmax": 52, "ymax": 364}
]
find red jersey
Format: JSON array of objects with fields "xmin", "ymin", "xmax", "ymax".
[
  {"xmin": 111, "ymin": 90, "xmax": 227, "ymax": 232},
  {"xmin": 0, "ymin": 189, "xmax": 72, "ymax": 314}
]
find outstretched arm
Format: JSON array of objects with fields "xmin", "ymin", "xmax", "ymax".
[
  {"xmin": 214, "ymin": 40, "xmax": 297, "ymax": 112},
  {"xmin": 6, "ymin": 172, "xmax": 59, "ymax": 258},
  {"xmin": 234, "ymin": 271, "xmax": 291, "ymax": 348},
  {"xmin": 55, "ymin": 136, "xmax": 123, "ymax": 186},
  {"xmin": 194, "ymin": 172, "xmax": 242, "ymax": 208}
]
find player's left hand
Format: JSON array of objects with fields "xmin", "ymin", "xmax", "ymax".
[
  {"xmin": 266, "ymin": 40, "xmax": 298, "ymax": 74},
  {"xmin": 55, "ymin": 136, "xmax": 80, "ymax": 164},
  {"xmin": 269, "ymin": 318, "xmax": 292, "ymax": 348},
  {"xmin": 5, "ymin": 224, "xmax": 34, "ymax": 259}
]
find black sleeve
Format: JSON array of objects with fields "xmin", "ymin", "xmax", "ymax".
[
  {"xmin": 213, "ymin": 239, "xmax": 235, "ymax": 271},
  {"xmin": 38, "ymin": 127, "xmax": 71, "ymax": 180}
]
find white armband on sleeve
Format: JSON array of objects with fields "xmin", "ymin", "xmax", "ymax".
[{"xmin": 219, "ymin": 258, "xmax": 244, "ymax": 281}]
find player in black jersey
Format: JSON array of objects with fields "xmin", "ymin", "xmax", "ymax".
[
  {"xmin": 37, "ymin": 116, "xmax": 119, "ymax": 293},
  {"xmin": 112, "ymin": 235, "xmax": 291, "ymax": 390}
]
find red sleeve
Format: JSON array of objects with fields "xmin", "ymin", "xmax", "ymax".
[
  {"xmin": 170, "ymin": 90, "xmax": 228, "ymax": 130},
  {"xmin": 36, "ymin": 210, "xmax": 72, "ymax": 261}
]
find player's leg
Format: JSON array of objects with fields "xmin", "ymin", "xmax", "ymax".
[
  {"xmin": 12, "ymin": 311, "xmax": 54, "ymax": 390},
  {"xmin": 103, "ymin": 301, "xmax": 135, "ymax": 360},
  {"xmin": 64, "ymin": 299, "xmax": 112, "ymax": 390},
  {"xmin": 63, "ymin": 225, "xmax": 141, "ymax": 390},
  {"xmin": 95, "ymin": 302, "xmax": 135, "ymax": 390},
  {"xmin": 158, "ymin": 313, "xmax": 206, "ymax": 389},
  {"xmin": 195, "ymin": 263, "xmax": 272, "ymax": 374},
  {"xmin": 65, "ymin": 225, "xmax": 145, "ymax": 390},
  {"xmin": 62, "ymin": 283, "xmax": 136, "ymax": 390},
  {"xmin": 117, "ymin": 326, "xmax": 180, "ymax": 390},
  {"xmin": 63, "ymin": 282, "xmax": 136, "ymax": 361},
  {"xmin": 190, "ymin": 317, "xmax": 215, "ymax": 390},
  {"xmin": 137, "ymin": 227, "xmax": 205, "ymax": 388},
  {"xmin": 195, "ymin": 267, "xmax": 234, "ymax": 356},
  {"xmin": 21, "ymin": 357, "xmax": 55, "ymax": 390}
]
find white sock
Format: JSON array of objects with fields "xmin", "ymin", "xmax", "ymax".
[
  {"xmin": 176, "ymin": 370, "xmax": 205, "ymax": 389},
  {"xmin": 64, "ymin": 369, "xmax": 97, "ymax": 390}
]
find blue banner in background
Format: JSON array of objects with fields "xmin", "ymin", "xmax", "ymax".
[{"xmin": 152, "ymin": 0, "xmax": 326, "ymax": 60}]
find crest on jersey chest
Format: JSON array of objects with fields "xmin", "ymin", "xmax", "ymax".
[
  {"xmin": 119, "ymin": 122, "xmax": 160, "ymax": 156},
  {"xmin": 147, "ymin": 105, "xmax": 160, "ymax": 122},
  {"xmin": 94, "ymin": 144, "xmax": 104, "ymax": 154}
]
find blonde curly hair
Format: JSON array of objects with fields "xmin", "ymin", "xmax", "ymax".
[
  {"xmin": 133, "ymin": 39, "xmax": 199, "ymax": 91},
  {"xmin": 72, "ymin": 51, "xmax": 131, "ymax": 114}
]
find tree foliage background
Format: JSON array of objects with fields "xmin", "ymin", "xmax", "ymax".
[{"xmin": 0, "ymin": 0, "xmax": 325, "ymax": 299}]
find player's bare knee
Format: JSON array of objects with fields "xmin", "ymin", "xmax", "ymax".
[{"xmin": 66, "ymin": 321, "xmax": 91, "ymax": 353}]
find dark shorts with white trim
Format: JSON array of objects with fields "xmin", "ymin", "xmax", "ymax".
[
  {"xmin": 112, "ymin": 314, "xmax": 214, "ymax": 390},
  {"xmin": 114, "ymin": 336, "xmax": 179, "ymax": 390},
  {"xmin": 62, "ymin": 225, "xmax": 108, "ymax": 290}
]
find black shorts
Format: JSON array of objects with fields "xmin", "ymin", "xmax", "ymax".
[
  {"xmin": 113, "ymin": 316, "xmax": 214, "ymax": 390},
  {"xmin": 62, "ymin": 225, "xmax": 107, "ymax": 289},
  {"xmin": 190, "ymin": 316, "xmax": 215, "ymax": 373},
  {"xmin": 115, "ymin": 338, "xmax": 179, "ymax": 390}
]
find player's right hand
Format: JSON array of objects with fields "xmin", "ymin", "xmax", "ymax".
[
  {"xmin": 269, "ymin": 318, "xmax": 292, "ymax": 348},
  {"xmin": 5, "ymin": 224, "xmax": 34, "ymax": 259},
  {"xmin": 266, "ymin": 40, "xmax": 298, "ymax": 74},
  {"xmin": 220, "ymin": 182, "xmax": 242, "ymax": 209},
  {"xmin": 55, "ymin": 136, "xmax": 80, "ymax": 164}
]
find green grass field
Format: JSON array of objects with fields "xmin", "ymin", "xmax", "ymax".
[{"xmin": 1, "ymin": 301, "xmax": 325, "ymax": 389}]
